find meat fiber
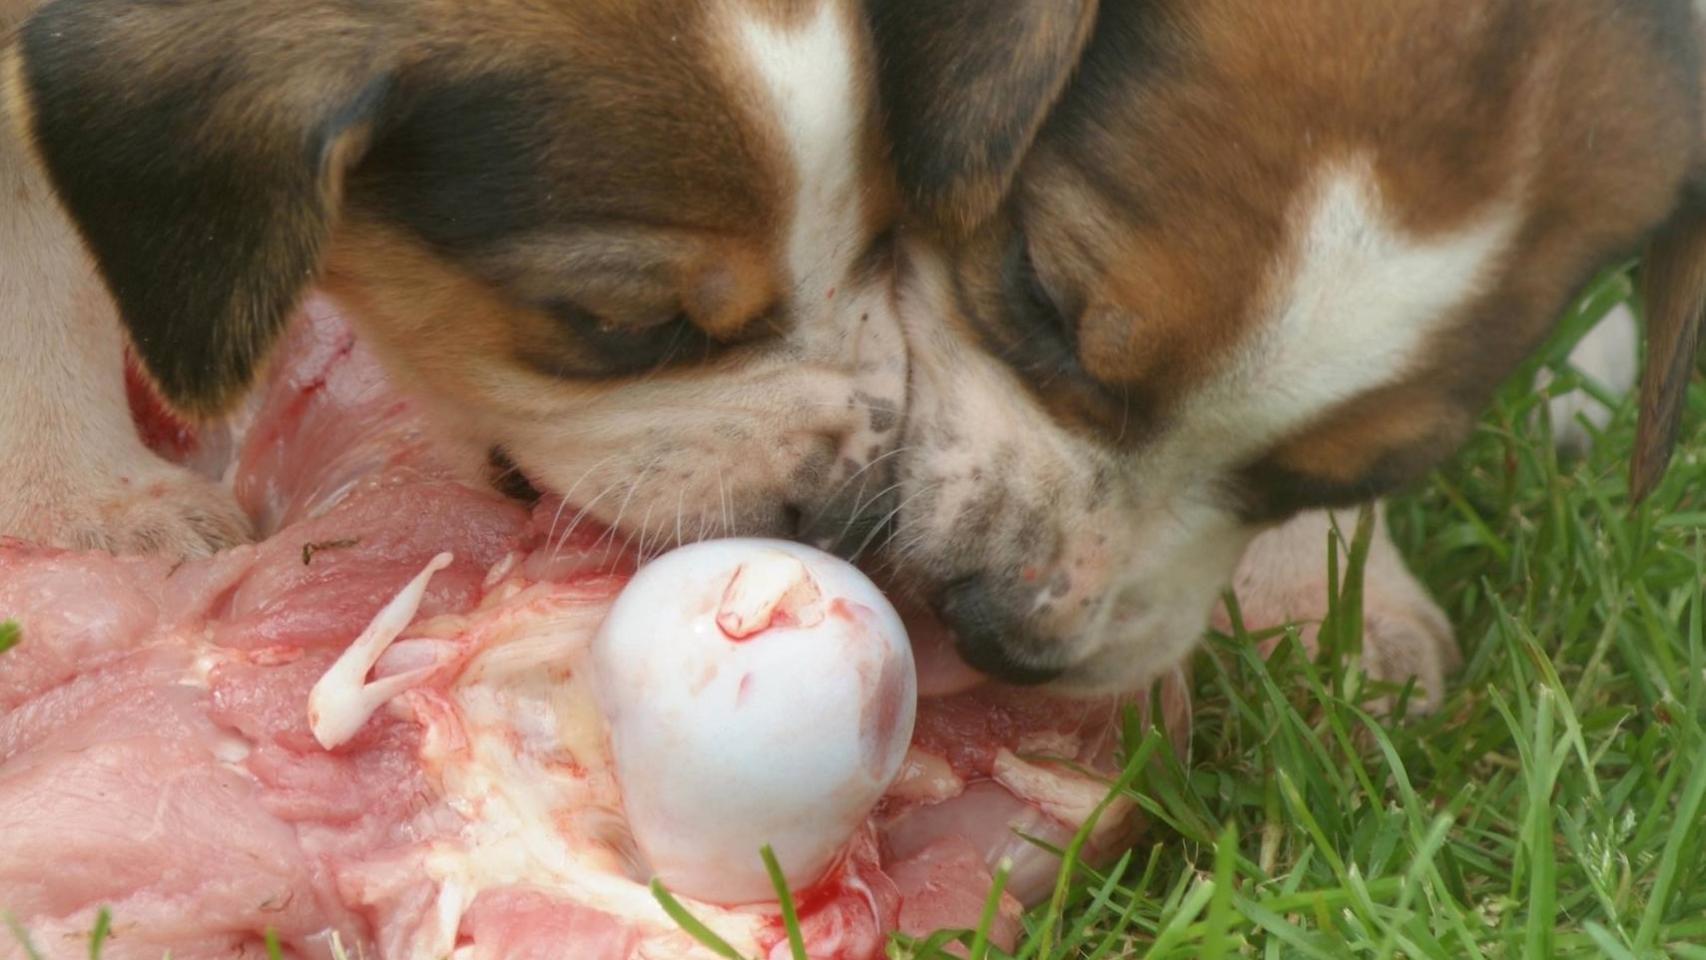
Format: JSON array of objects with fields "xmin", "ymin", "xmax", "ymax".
[{"xmin": 0, "ymin": 296, "xmax": 1189, "ymax": 959}]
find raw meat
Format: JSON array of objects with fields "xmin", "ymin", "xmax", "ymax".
[{"xmin": 0, "ymin": 296, "xmax": 1189, "ymax": 959}]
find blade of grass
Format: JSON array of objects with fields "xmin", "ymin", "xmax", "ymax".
[
  {"xmin": 1032, "ymin": 725, "xmax": 1163, "ymax": 956},
  {"xmin": 1138, "ymin": 878, "xmax": 1216, "ymax": 960},
  {"xmin": 4, "ymin": 914, "xmax": 45, "ymax": 960},
  {"xmin": 759, "ymin": 847, "xmax": 807, "ymax": 960},
  {"xmin": 650, "ymin": 880, "xmax": 750, "ymax": 960},
  {"xmin": 1633, "ymin": 727, "xmax": 1706, "ymax": 952},
  {"xmin": 966, "ymin": 858, "xmax": 1013, "ymax": 960},
  {"xmin": 1199, "ymin": 823, "xmax": 1240, "ymax": 960},
  {"xmin": 1583, "ymin": 922, "xmax": 1641, "ymax": 960},
  {"xmin": 1521, "ymin": 688, "xmax": 1561, "ymax": 960},
  {"xmin": 89, "ymin": 908, "xmax": 111, "ymax": 960}
]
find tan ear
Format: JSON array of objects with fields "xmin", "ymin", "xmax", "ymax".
[
  {"xmin": 867, "ymin": 0, "xmax": 1099, "ymax": 237},
  {"xmin": 13, "ymin": 0, "xmax": 394, "ymax": 417},
  {"xmin": 1631, "ymin": 200, "xmax": 1706, "ymax": 502}
]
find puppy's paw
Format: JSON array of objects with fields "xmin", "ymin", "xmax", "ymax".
[
  {"xmin": 2, "ymin": 456, "xmax": 251, "ymax": 558},
  {"xmin": 1221, "ymin": 507, "xmax": 1461, "ymax": 714},
  {"xmin": 1346, "ymin": 586, "xmax": 1461, "ymax": 714}
]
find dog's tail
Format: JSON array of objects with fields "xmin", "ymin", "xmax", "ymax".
[{"xmin": 1631, "ymin": 195, "xmax": 1706, "ymax": 502}]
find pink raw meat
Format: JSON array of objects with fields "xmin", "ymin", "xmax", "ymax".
[{"xmin": 0, "ymin": 295, "xmax": 1189, "ymax": 959}]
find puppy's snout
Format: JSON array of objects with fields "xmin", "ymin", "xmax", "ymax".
[{"xmin": 933, "ymin": 574, "xmax": 1065, "ymax": 686}]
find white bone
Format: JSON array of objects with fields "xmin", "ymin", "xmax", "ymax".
[{"xmin": 309, "ymin": 551, "xmax": 453, "ymax": 749}]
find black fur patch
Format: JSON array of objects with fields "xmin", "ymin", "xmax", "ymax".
[
  {"xmin": 350, "ymin": 71, "xmax": 556, "ymax": 256},
  {"xmin": 868, "ymin": 0, "xmax": 1097, "ymax": 229},
  {"xmin": 19, "ymin": 1, "xmax": 389, "ymax": 415},
  {"xmin": 1237, "ymin": 456, "xmax": 1416, "ymax": 524}
]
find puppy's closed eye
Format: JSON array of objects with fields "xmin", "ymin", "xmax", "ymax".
[
  {"xmin": 1004, "ymin": 235, "xmax": 1078, "ymax": 351},
  {"xmin": 534, "ymin": 299, "xmax": 704, "ymax": 378}
]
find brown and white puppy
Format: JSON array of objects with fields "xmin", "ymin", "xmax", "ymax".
[
  {"xmin": 870, "ymin": 0, "xmax": 1706, "ymax": 695},
  {"xmin": 0, "ymin": 0, "xmax": 905, "ymax": 556}
]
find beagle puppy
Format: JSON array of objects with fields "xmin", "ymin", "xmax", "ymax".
[
  {"xmin": 0, "ymin": 0, "xmax": 906, "ymax": 556},
  {"xmin": 871, "ymin": 0, "xmax": 1705, "ymax": 694}
]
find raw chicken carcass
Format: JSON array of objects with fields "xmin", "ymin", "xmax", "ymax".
[{"xmin": 0, "ymin": 296, "xmax": 1189, "ymax": 959}]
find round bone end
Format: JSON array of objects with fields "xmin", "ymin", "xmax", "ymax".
[{"xmin": 592, "ymin": 539, "xmax": 916, "ymax": 905}]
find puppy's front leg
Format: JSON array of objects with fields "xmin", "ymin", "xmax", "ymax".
[
  {"xmin": 0, "ymin": 130, "xmax": 249, "ymax": 556},
  {"xmin": 1219, "ymin": 505, "xmax": 1460, "ymax": 712}
]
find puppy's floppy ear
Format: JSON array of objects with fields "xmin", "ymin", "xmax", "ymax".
[
  {"xmin": 868, "ymin": 0, "xmax": 1098, "ymax": 237},
  {"xmin": 1631, "ymin": 198, "xmax": 1706, "ymax": 503},
  {"xmin": 12, "ymin": 0, "xmax": 394, "ymax": 416}
]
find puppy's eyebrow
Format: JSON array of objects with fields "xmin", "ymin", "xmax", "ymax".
[
  {"xmin": 489, "ymin": 225, "xmax": 712, "ymax": 268},
  {"xmin": 475, "ymin": 230, "xmax": 688, "ymax": 288}
]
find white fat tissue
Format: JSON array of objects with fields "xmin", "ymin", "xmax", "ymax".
[{"xmin": 593, "ymin": 540, "xmax": 918, "ymax": 905}]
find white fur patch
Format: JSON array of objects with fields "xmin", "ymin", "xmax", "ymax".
[
  {"xmin": 733, "ymin": 3, "xmax": 864, "ymax": 295},
  {"xmin": 1188, "ymin": 159, "xmax": 1522, "ymax": 460}
]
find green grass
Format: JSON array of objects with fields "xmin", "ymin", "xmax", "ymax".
[{"xmin": 884, "ymin": 265, "xmax": 1706, "ymax": 959}]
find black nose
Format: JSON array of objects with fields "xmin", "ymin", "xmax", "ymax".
[{"xmin": 933, "ymin": 575, "xmax": 1064, "ymax": 686}]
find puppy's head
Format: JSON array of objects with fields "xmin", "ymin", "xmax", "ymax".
[
  {"xmin": 4, "ymin": 0, "xmax": 905, "ymax": 550},
  {"xmin": 874, "ymin": 0, "xmax": 1706, "ymax": 692}
]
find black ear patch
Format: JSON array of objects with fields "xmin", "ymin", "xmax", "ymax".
[
  {"xmin": 17, "ymin": 0, "xmax": 393, "ymax": 417},
  {"xmin": 868, "ymin": 0, "xmax": 1099, "ymax": 235}
]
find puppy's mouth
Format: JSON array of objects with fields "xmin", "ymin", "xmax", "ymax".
[
  {"xmin": 486, "ymin": 445, "xmax": 1003, "ymax": 692},
  {"xmin": 486, "ymin": 447, "xmax": 543, "ymax": 504}
]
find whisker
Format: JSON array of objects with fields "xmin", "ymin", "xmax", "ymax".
[
  {"xmin": 545, "ymin": 453, "xmax": 619, "ymax": 545},
  {"xmin": 673, "ymin": 487, "xmax": 687, "ymax": 553},
  {"xmin": 552, "ymin": 480, "xmax": 624, "ymax": 566},
  {"xmin": 803, "ymin": 445, "xmax": 916, "ymax": 530},
  {"xmin": 873, "ymin": 484, "xmax": 948, "ymax": 575},
  {"xmin": 718, "ymin": 476, "xmax": 732, "ymax": 540},
  {"xmin": 846, "ymin": 480, "xmax": 940, "ymax": 566},
  {"xmin": 595, "ymin": 462, "xmax": 653, "ymax": 555},
  {"xmin": 632, "ymin": 497, "xmax": 660, "ymax": 560},
  {"xmin": 826, "ymin": 477, "xmax": 910, "ymax": 552}
]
